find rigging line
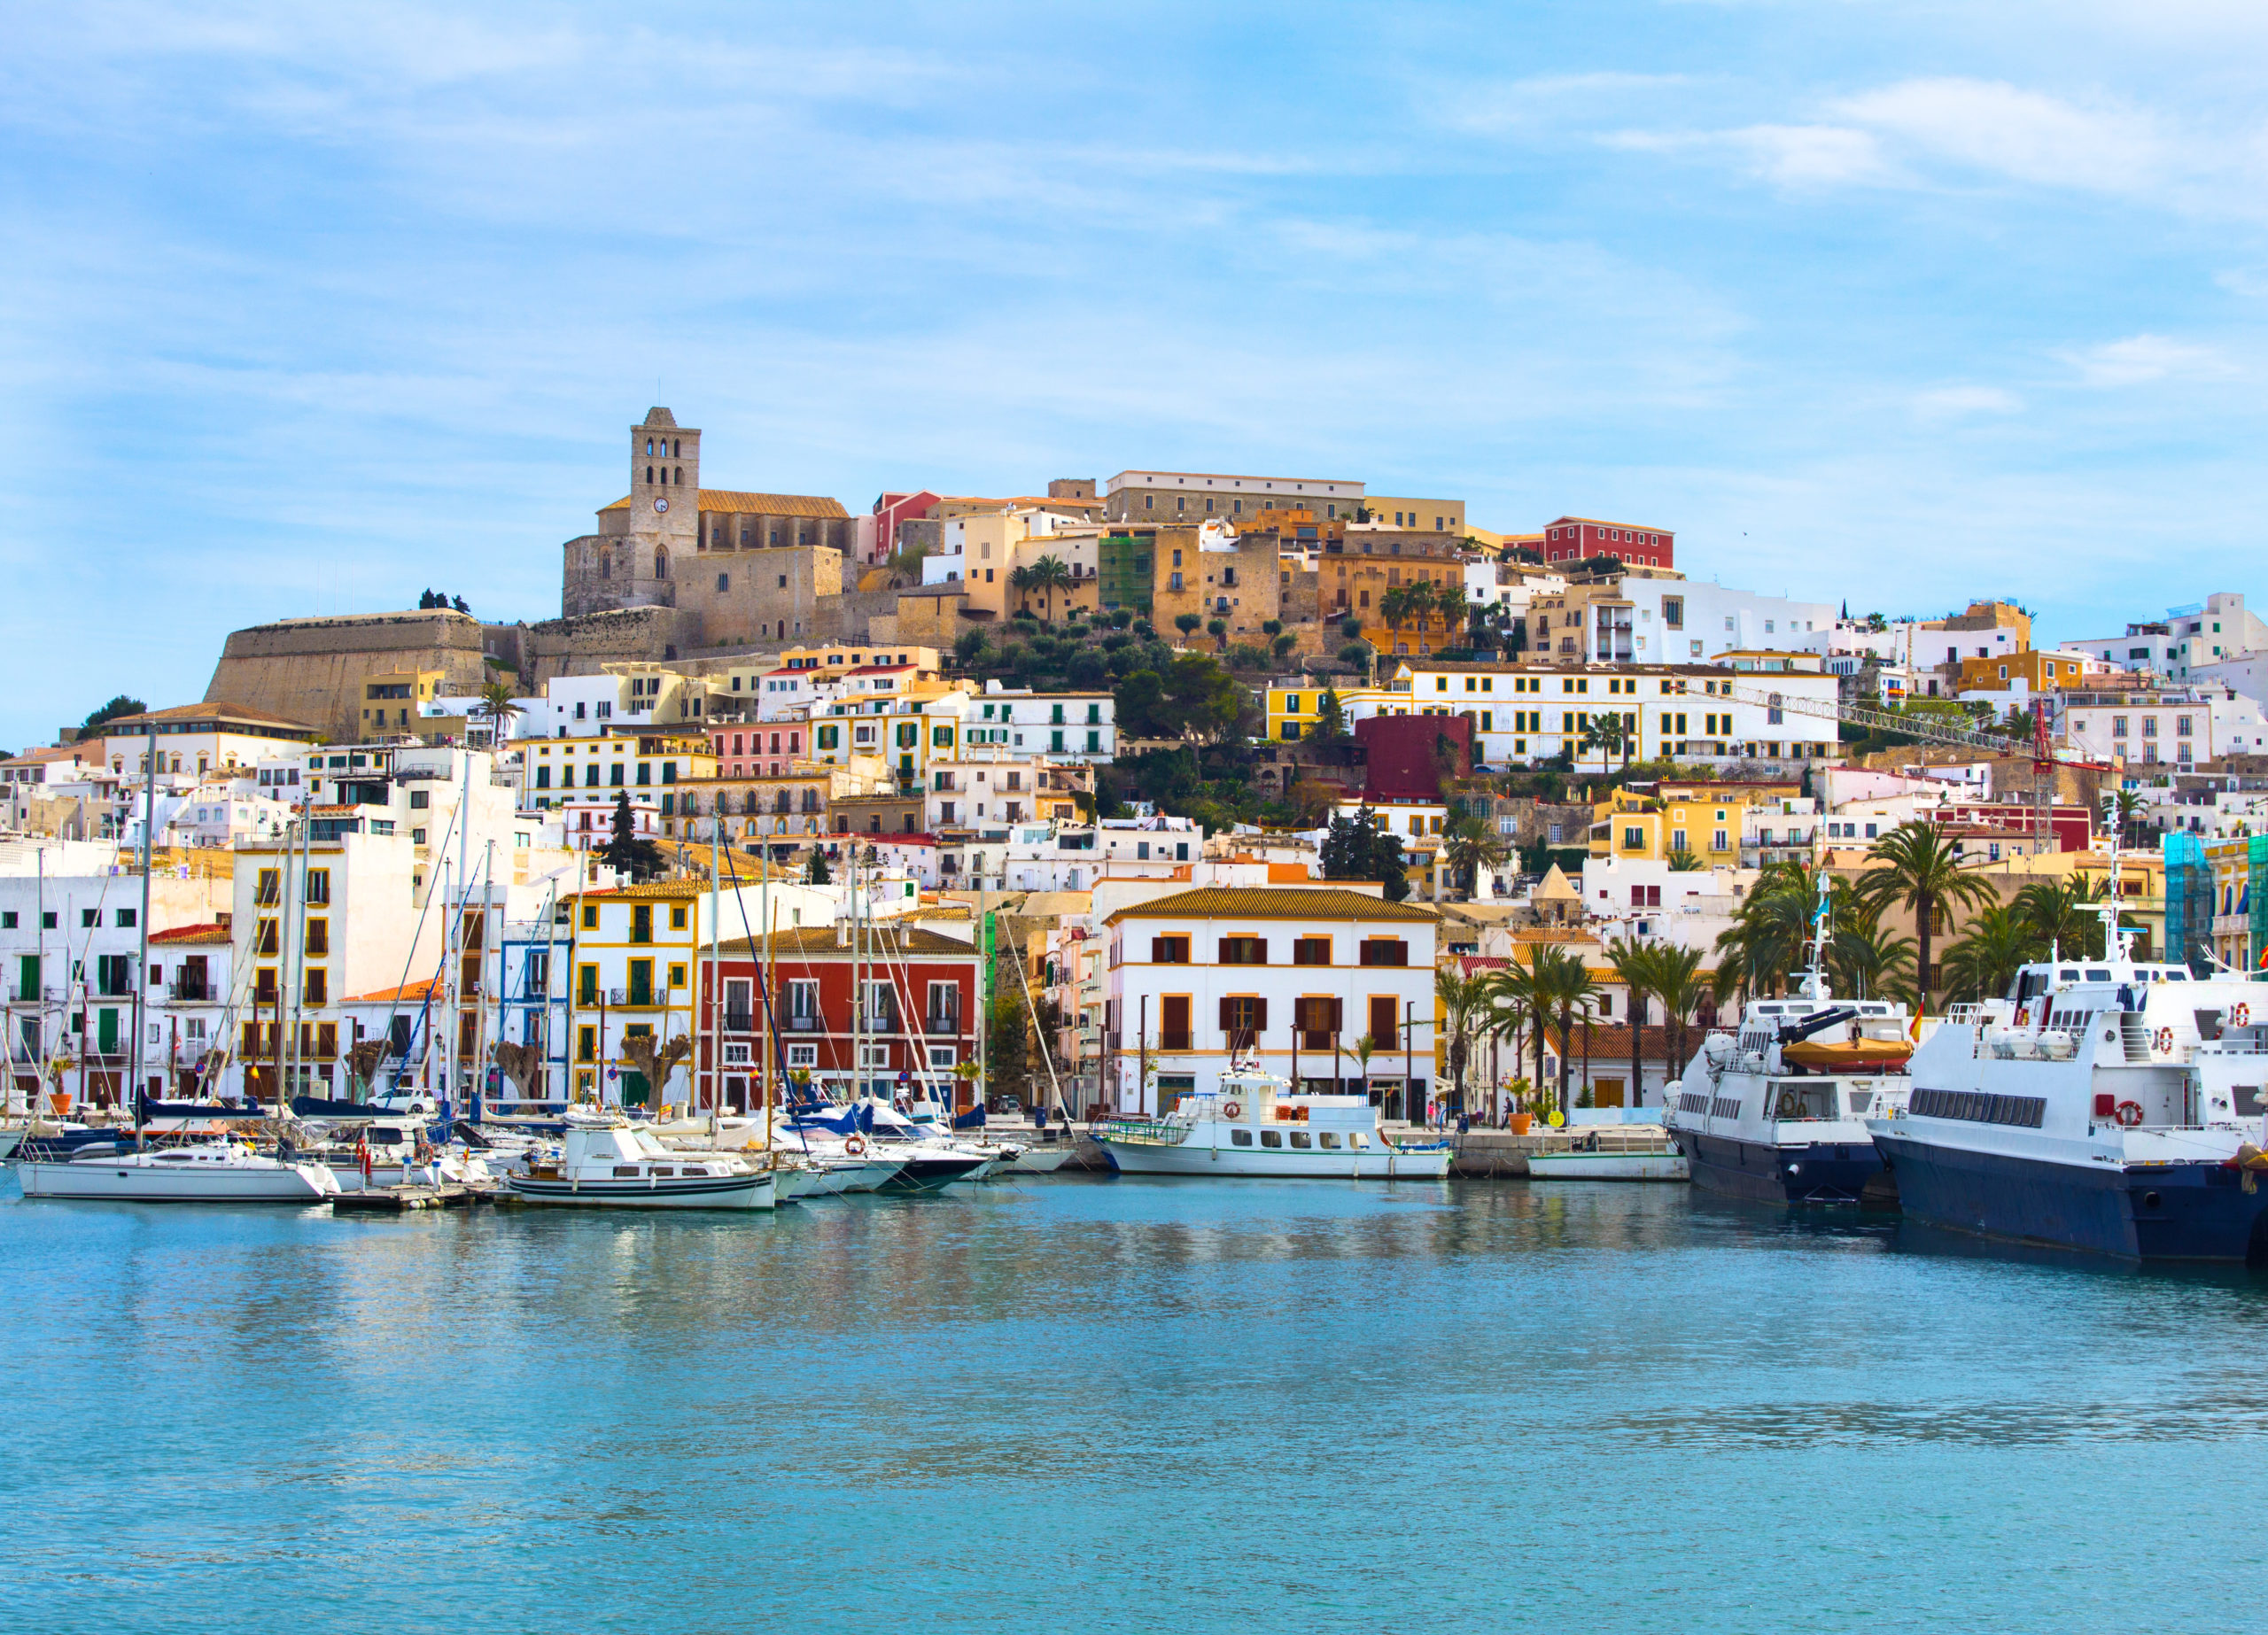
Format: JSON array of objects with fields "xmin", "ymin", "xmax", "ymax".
[
  {"xmin": 371, "ymin": 802, "xmax": 466, "ymax": 1092},
  {"xmin": 717, "ymin": 841, "xmax": 809, "ymax": 1151},
  {"xmin": 1007, "ymin": 926, "xmax": 1066, "ymax": 1117},
  {"xmin": 35, "ymin": 841, "xmax": 135, "ymax": 1102},
  {"xmin": 864, "ymin": 908, "xmax": 959, "ymax": 1115}
]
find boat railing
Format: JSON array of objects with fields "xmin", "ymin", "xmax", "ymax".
[
  {"xmin": 1095, "ymin": 1116, "xmax": 1185, "ymax": 1147},
  {"xmin": 1943, "ymin": 1003, "xmax": 1987, "ymax": 1026}
]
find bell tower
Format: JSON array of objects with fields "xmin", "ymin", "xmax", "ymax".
[{"xmin": 630, "ymin": 407, "xmax": 700, "ymax": 591}]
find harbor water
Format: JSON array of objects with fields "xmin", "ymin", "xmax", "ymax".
[{"xmin": 9, "ymin": 1174, "xmax": 2268, "ymax": 1632}]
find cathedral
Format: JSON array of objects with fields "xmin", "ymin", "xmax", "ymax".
[{"xmin": 560, "ymin": 408, "xmax": 858, "ymax": 646}]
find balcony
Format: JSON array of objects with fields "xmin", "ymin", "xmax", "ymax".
[
  {"xmin": 724, "ymin": 1008, "xmax": 754, "ymax": 1034},
  {"xmin": 787, "ymin": 1015, "xmax": 823, "ymax": 1033},
  {"xmin": 925, "ymin": 1013, "xmax": 962, "ymax": 1035},
  {"xmin": 167, "ymin": 980, "xmax": 211, "ymax": 1003}
]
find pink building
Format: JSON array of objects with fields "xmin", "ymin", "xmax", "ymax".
[{"xmin": 710, "ymin": 719, "xmax": 807, "ymax": 778}]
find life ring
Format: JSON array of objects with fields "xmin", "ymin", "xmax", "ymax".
[
  {"xmin": 843, "ymin": 1134, "xmax": 868, "ymax": 1157},
  {"xmin": 2115, "ymin": 1100, "xmax": 2146, "ymax": 1128},
  {"xmin": 2236, "ymin": 1003, "xmax": 2253, "ymax": 1027},
  {"xmin": 1221, "ymin": 1100, "xmax": 1243, "ymax": 1120},
  {"xmin": 2154, "ymin": 1027, "xmax": 2174, "ymax": 1055},
  {"xmin": 1776, "ymin": 1090, "xmax": 1799, "ymax": 1119},
  {"xmin": 2015, "ymin": 1007, "xmax": 2030, "ymax": 1027}
]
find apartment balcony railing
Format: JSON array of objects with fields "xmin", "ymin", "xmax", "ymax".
[
  {"xmin": 724, "ymin": 1009, "xmax": 754, "ymax": 1034},
  {"xmin": 167, "ymin": 980, "xmax": 210, "ymax": 1003},
  {"xmin": 1160, "ymin": 1031, "xmax": 1194, "ymax": 1051},
  {"xmin": 925, "ymin": 1013, "xmax": 961, "ymax": 1035},
  {"xmin": 787, "ymin": 1015, "xmax": 823, "ymax": 1033}
]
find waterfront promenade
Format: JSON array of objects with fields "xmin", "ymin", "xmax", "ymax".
[{"xmin": 7, "ymin": 1172, "xmax": 2268, "ymax": 1633}]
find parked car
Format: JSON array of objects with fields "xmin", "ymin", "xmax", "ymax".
[{"xmin": 986, "ymin": 1095, "xmax": 1023, "ymax": 1117}]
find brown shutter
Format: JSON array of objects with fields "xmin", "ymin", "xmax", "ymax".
[
  {"xmin": 1254, "ymin": 940, "xmax": 1268, "ymax": 965},
  {"xmin": 1219, "ymin": 996, "xmax": 1235, "ymax": 1032},
  {"xmin": 1331, "ymin": 997, "xmax": 1344, "ymax": 1031},
  {"xmin": 1253, "ymin": 997, "xmax": 1267, "ymax": 1033},
  {"xmin": 1151, "ymin": 936, "xmax": 1164, "ymax": 963}
]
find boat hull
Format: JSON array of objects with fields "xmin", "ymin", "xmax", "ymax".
[
  {"xmin": 875, "ymin": 1154, "xmax": 989, "ymax": 1193},
  {"xmin": 505, "ymin": 1173, "xmax": 777, "ymax": 1209},
  {"xmin": 1675, "ymin": 1131, "xmax": 1888, "ymax": 1206},
  {"xmin": 17, "ymin": 1158, "xmax": 336, "ymax": 1203},
  {"xmin": 1095, "ymin": 1138, "xmax": 1453, "ymax": 1180},
  {"xmin": 1874, "ymin": 1130, "xmax": 2268, "ymax": 1262},
  {"xmin": 1526, "ymin": 1151, "xmax": 1689, "ymax": 1182}
]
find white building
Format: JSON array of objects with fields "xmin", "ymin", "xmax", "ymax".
[
  {"xmin": 2068, "ymin": 593, "xmax": 2268, "ymax": 683},
  {"xmin": 1103, "ymin": 885, "xmax": 1439, "ymax": 1116},
  {"xmin": 2062, "ymin": 687, "xmax": 2268, "ymax": 769}
]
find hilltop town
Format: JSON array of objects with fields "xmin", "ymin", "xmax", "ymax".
[{"xmin": 4, "ymin": 404, "xmax": 2260, "ymax": 1120}]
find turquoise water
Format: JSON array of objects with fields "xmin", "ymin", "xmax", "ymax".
[{"xmin": 9, "ymin": 1174, "xmax": 2268, "ymax": 1633}]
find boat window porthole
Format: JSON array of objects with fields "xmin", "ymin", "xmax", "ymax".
[{"xmin": 2143, "ymin": 1191, "xmax": 2162, "ymax": 1209}]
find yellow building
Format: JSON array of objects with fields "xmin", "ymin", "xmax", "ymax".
[
  {"xmin": 357, "ymin": 670, "xmax": 446, "ymax": 736},
  {"xmin": 1955, "ymin": 650, "xmax": 2093, "ymax": 694},
  {"xmin": 563, "ymin": 881, "xmax": 705, "ymax": 1107},
  {"xmin": 1588, "ymin": 779, "xmax": 1803, "ymax": 863},
  {"xmin": 1265, "ymin": 684, "xmax": 1402, "ymax": 743},
  {"xmin": 522, "ymin": 732, "xmax": 717, "ymax": 810}
]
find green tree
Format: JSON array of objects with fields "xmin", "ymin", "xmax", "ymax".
[
  {"xmin": 1538, "ymin": 944, "xmax": 1602, "ymax": 1116},
  {"xmin": 1026, "ymin": 554, "xmax": 1074, "ymax": 621},
  {"xmin": 1854, "ymin": 821, "xmax": 1998, "ymax": 1004},
  {"xmin": 1648, "ymin": 944, "xmax": 1706, "ymax": 1086},
  {"xmin": 1271, "ymin": 632, "xmax": 1299, "ymax": 663},
  {"xmin": 1935, "ymin": 903, "xmax": 2037, "ymax": 1004},
  {"xmin": 476, "ymin": 679, "xmax": 522, "ymax": 744},
  {"xmin": 1174, "ymin": 612, "xmax": 1203, "ymax": 643},
  {"xmin": 1207, "ymin": 617, "xmax": 1229, "ymax": 652},
  {"xmin": 1338, "ymin": 640, "xmax": 1375, "ymax": 681},
  {"xmin": 1441, "ymin": 815, "xmax": 1509, "ymax": 897},
  {"xmin": 1312, "ymin": 688, "xmax": 1350, "ymax": 760},
  {"xmin": 1604, "ymin": 937, "xmax": 1658, "ymax": 1109},
  {"xmin": 1435, "ymin": 966, "xmax": 1492, "ymax": 1117},
  {"xmin": 804, "ymin": 848, "xmax": 831, "ymax": 885},
  {"xmin": 1482, "ymin": 958, "xmax": 1545, "ymax": 1112},
  {"xmin": 80, "ymin": 694, "xmax": 146, "ymax": 736},
  {"xmin": 1319, "ymin": 807, "xmax": 1410, "ymax": 901},
  {"xmin": 599, "ymin": 790, "xmax": 666, "ymax": 882}
]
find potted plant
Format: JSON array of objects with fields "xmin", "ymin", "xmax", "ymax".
[{"xmin": 1506, "ymin": 1076, "xmax": 1535, "ymax": 1135}]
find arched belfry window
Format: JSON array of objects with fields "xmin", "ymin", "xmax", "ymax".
[
  {"xmin": 645, "ymin": 465, "xmax": 654, "ymax": 484},
  {"xmin": 655, "ymin": 549, "xmax": 669, "ymax": 579},
  {"xmin": 674, "ymin": 467, "xmax": 683, "ymax": 485}
]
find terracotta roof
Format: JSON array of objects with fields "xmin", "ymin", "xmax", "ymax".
[
  {"xmin": 1104, "ymin": 886, "xmax": 1438, "ymax": 925},
  {"xmin": 1545, "ymin": 1022, "xmax": 1684, "ymax": 1061},
  {"xmin": 599, "ymin": 490, "xmax": 849, "ymax": 519},
  {"xmin": 716, "ymin": 926, "xmax": 979, "ymax": 958},
  {"xmin": 1, "ymin": 745, "xmax": 91, "ymax": 766},
  {"xmin": 105, "ymin": 702, "xmax": 322, "ymax": 732},
  {"xmin": 151, "ymin": 923, "xmax": 230, "ymax": 946},
  {"xmin": 346, "ymin": 977, "xmax": 442, "ymax": 1004},
  {"xmin": 572, "ymin": 880, "xmax": 706, "ymax": 900}
]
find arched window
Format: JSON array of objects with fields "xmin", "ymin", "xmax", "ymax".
[
  {"xmin": 672, "ymin": 439, "xmax": 680, "ymax": 457},
  {"xmin": 598, "ymin": 550, "xmax": 611, "ymax": 580},
  {"xmin": 655, "ymin": 548, "xmax": 669, "ymax": 579},
  {"xmin": 674, "ymin": 467, "xmax": 683, "ymax": 485},
  {"xmin": 645, "ymin": 465, "xmax": 653, "ymax": 484}
]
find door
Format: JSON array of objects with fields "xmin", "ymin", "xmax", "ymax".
[
  {"xmin": 15, "ymin": 955, "xmax": 35, "ymax": 1003},
  {"xmin": 1160, "ymin": 996, "xmax": 1192, "ymax": 1051},
  {"xmin": 1595, "ymin": 1075, "xmax": 1626, "ymax": 1109}
]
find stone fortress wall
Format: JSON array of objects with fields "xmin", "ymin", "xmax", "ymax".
[{"xmin": 202, "ymin": 610, "xmax": 496, "ymax": 740}]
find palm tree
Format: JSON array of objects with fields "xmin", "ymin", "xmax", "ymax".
[
  {"xmin": 1026, "ymin": 554, "xmax": 1074, "ymax": 622},
  {"xmin": 1483, "ymin": 957, "xmax": 1548, "ymax": 1109},
  {"xmin": 1604, "ymin": 937, "xmax": 1658, "ymax": 1111},
  {"xmin": 2013, "ymin": 877, "xmax": 2109, "ymax": 960},
  {"xmin": 1344, "ymin": 1034, "xmax": 1379, "ymax": 1108},
  {"xmin": 1712, "ymin": 862, "xmax": 1820, "ymax": 1002},
  {"xmin": 1854, "ymin": 821, "xmax": 1998, "ymax": 1006},
  {"xmin": 476, "ymin": 679, "xmax": 523, "ymax": 746},
  {"xmin": 1578, "ymin": 714, "xmax": 1626, "ymax": 778},
  {"xmin": 1666, "ymin": 848, "xmax": 1706, "ymax": 872},
  {"xmin": 1434, "ymin": 967, "xmax": 1492, "ymax": 1119},
  {"xmin": 1540, "ymin": 945, "xmax": 1602, "ymax": 1116},
  {"xmin": 1379, "ymin": 585, "xmax": 1413, "ymax": 640},
  {"xmin": 1007, "ymin": 563, "xmax": 1036, "ymax": 616},
  {"xmin": 1827, "ymin": 904, "xmax": 1919, "ymax": 1006},
  {"xmin": 1935, "ymin": 903, "xmax": 2039, "ymax": 1004},
  {"xmin": 1441, "ymin": 815, "xmax": 1509, "ymax": 898},
  {"xmin": 2105, "ymin": 788, "xmax": 2146, "ymax": 849},
  {"xmin": 1649, "ymin": 944, "xmax": 1707, "ymax": 1087}
]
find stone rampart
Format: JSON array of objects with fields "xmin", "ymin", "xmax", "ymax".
[{"xmin": 204, "ymin": 610, "xmax": 490, "ymax": 741}]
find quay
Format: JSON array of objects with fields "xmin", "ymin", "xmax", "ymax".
[{"xmin": 331, "ymin": 1183, "xmax": 486, "ymax": 1215}]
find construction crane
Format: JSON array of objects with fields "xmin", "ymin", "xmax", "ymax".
[{"xmin": 1708, "ymin": 680, "xmax": 2116, "ymax": 848}]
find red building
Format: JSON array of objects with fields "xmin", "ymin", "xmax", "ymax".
[
  {"xmin": 1355, "ymin": 712, "xmax": 1474, "ymax": 802},
  {"xmin": 1540, "ymin": 515, "xmax": 1674, "ymax": 569},
  {"xmin": 869, "ymin": 490, "xmax": 943, "ymax": 564},
  {"xmin": 699, "ymin": 925, "xmax": 983, "ymax": 1111}
]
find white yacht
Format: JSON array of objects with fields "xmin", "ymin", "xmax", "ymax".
[
  {"xmin": 505, "ymin": 1120, "xmax": 777, "ymax": 1210},
  {"xmin": 1870, "ymin": 904, "xmax": 2268, "ymax": 1262},
  {"xmin": 18, "ymin": 1140, "xmax": 339, "ymax": 1204},
  {"xmin": 1665, "ymin": 886, "xmax": 1915, "ymax": 1206},
  {"xmin": 1092, "ymin": 1058, "xmax": 1454, "ymax": 1179}
]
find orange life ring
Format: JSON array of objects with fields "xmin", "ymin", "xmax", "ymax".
[
  {"xmin": 2115, "ymin": 1100, "xmax": 2146, "ymax": 1127},
  {"xmin": 843, "ymin": 1134, "xmax": 868, "ymax": 1157},
  {"xmin": 2154, "ymin": 1027, "xmax": 2174, "ymax": 1055},
  {"xmin": 1221, "ymin": 1100, "xmax": 1243, "ymax": 1120},
  {"xmin": 2016, "ymin": 1007, "xmax": 2031, "ymax": 1027},
  {"xmin": 2235, "ymin": 1003, "xmax": 2253, "ymax": 1027}
]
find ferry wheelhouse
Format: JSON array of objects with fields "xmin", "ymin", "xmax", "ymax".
[
  {"xmin": 1092, "ymin": 1058, "xmax": 1452, "ymax": 1179},
  {"xmin": 1665, "ymin": 884, "xmax": 1915, "ymax": 1206},
  {"xmin": 1871, "ymin": 908, "xmax": 2268, "ymax": 1261}
]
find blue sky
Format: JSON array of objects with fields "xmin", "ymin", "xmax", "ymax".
[{"xmin": 4, "ymin": 0, "xmax": 2267, "ymax": 749}]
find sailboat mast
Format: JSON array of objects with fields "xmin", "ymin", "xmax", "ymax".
[{"xmin": 131, "ymin": 722, "xmax": 155, "ymax": 1123}]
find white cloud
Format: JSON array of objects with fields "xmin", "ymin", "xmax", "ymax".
[
  {"xmin": 1914, "ymin": 385, "xmax": 2024, "ymax": 420},
  {"xmin": 2057, "ymin": 333, "xmax": 2241, "ymax": 386},
  {"xmin": 1832, "ymin": 78, "xmax": 2168, "ymax": 194}
]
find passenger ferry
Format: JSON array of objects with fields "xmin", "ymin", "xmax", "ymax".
[
  {"xmin": 1092, "ymin": 1058, "xmax": 1453, "ymax": 1179},
  {"xmin": 1665, "ymin": 886, "xmax": 1915, "ymax": 1206},
  {"xmin": 1869, "ymin": 904, "xmax": 2268, "ymax": 1262}
]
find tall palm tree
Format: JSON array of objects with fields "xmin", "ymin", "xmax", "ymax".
[
  {"xmin": 1007, "ymin": 562, "xmax": 1036, "ymax": 616},
  {"xmin": 1712, "ymin": 862, "xmax": 1820, "ymax": 1003},
  {"xmin": 2105, "ymin": 788, "xmax": 2146, "ymax": 849},
  {"xmin": 1441, "ymin": 815, "xmax": 1509, "ymax": 897},
  {"xmin": 1027, "ymin": 554, "xmax": 1074, "ymax": 622},
  {"xmin": 1854, "ymin": 821, "xmax": 1998, "ymax": 1006},
  {"xmin": 1649, "ymin": 944, "xmax": 1707, "ymax": 1088},
  {"xmin": 1525, "ymin": 943, "xmax": 1600, "ymax": 1117},
  {"xmin": 1434, "ymin": 966, "xmax": 1492, "ymax": 1118},
  {"xmin": 1483, "ymin": 956, "xmax": 1547, "ymax": 1108},
  {"xmin": 1935, "ymin": 903, "xmax": 2039, "ymax": 1004},
  {"xmin": 1604, "ymin": 937, "xmax": 1658, "ymax": 1111},
  {"xmin": 1379, "ymin": 585, "xmax": 1412, "ymax": 639},
  {"xmin": 1826, "ymin": 909, "xmax": 1920, "ymax": 1006},
  {"xmin": 476, "ymin": 679, "xmax": 523, "ymax": 747},
  {"xmin": 2013, "ymin": 877, "xmax": 2109, "ymax": 960},
  {"xmin": 1579, "ymin": 714, "xmax": 1626, "ymax": 778},
  {"xmin": 1344, "ymin": 1034, "xmax": 1380, "ymax": 1110}
]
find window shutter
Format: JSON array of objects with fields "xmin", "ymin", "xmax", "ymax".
[
  {"xmin": 1253, "ymin": 940, "xmax": 1267, "ymax": 965},
  {"xmin": 1151, "ymin": 936, "xmax": 1165, "ymax": 963},
  {"xmin": 1253, "ymin": 997, "xmax": 1267, "ymax": 1033},
  {"xmin": 1218, "ymin": 996, "xmax": 1235, "ymax": 1032},
  {"xmin": 1331, "ymin": 998, "xmax": 1344, "ymax": 1031}
]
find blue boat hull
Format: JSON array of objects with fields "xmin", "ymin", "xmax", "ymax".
[
  {"xmin": 1874, "ymin": 1131, "xmax": 2268, "ymax": 1262},
  {"xmin": 1677, "ymin": 1131, "xmax": 1890, "ymax": 1207}
]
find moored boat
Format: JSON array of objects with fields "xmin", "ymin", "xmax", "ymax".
[
  {"xmin": 504, "ymin": 1120, "xmax": 777, "ymax": 1209},
  {"xmin": 18, "ymin": 1139, "xmax": 338, "ymax": 1204},
  {"xmin": 1093, "ymin": 1057, "xmax": 1453, "ymax": 1179},
  {"xmin": 1526, "ymin": 1131, "xmax": 1689, "ymax": 1182}
]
